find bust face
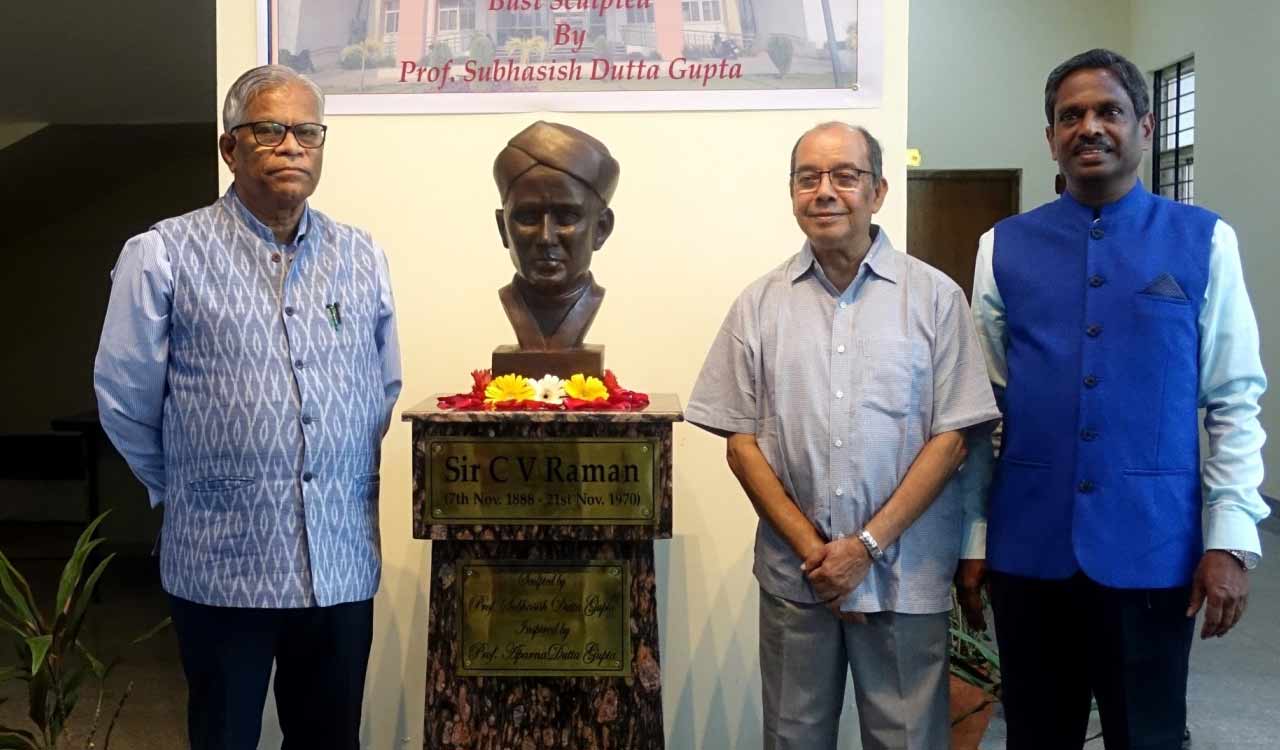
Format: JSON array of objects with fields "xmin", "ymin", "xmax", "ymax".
[{"xmin": 497, "ymin": 166, "xmax": 613, "ymax": 296}]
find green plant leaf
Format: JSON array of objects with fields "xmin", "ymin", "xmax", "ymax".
[
  {"xmin": 75, "ymin": 642, "xmax": 107, "ymax": 681},
  {"xmin": 55, "ymin": 512, "xmax": 111, "ymax": 618},
  {"xmin": 57, "ymin": 553, "xmax": 116, "ymax": 651},
  {"xmin": 23, "ymin": 636, "xmax": 51, "ymax": 677},
  {"xmin": 950, "ymin": 659, "xmax": 997, "ymax": 694},
  {"xmin": 0, "ymin": 552, "xmax": 41, "ymax": 635},
  {"xmin": 951, "ymin": 628, "xmax": 1001, "ymax": 668},
  {"xmin": 48, "ymin": 698, "xmax": 68, "ymax": 746},
  {"xmin": 0, "ymin": 724, "xmax": 34, "ymax": 739},
  {"xmin": 100, "ymin": 679, "xmax": 134, "ymax": 750},
  {"xmin": 26, "ymin": 668, "xmax": 49, "ymax": 732},
  {"xmin": 0, "ymin": 732, "xmax": 39, "ymax": 750},
  {"xmin": 131, "ymin": 616, "xmax": 172, "ymax": 645},
  {"xmin": 0, "ymin": 603, "xmax": 35, "ymax": 641},
  {"xmin": 0, "ymin": 723, "xmax": 33, "ymax": 736},
  {"xmin": 62, "ymin": 664, "xmax": 87, "ymax": 709}
]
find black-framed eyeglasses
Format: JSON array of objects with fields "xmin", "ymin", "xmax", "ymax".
[
  {"xmin": 229, "ymin": 121, "xmax": 328, "ymax": 149},
  {"xmin": 790, "ymin": 167, "xmax": 875, "ymax": 192}
]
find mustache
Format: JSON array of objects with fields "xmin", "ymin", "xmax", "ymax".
[{"xmin": 1073, "ymin": 139, "xmax": 1113, "ymax": 154}]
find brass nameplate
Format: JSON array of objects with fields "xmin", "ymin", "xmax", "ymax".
[
  {"xmin": 459, "ymin": 561, "xmax": 631, "ymax": 677},
  {"xmin": 427, "ymin": 437, "xmax": 657, "ymax": 524}
]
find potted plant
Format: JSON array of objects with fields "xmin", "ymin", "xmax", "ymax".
[
  {"xmin": 948, "ymin": 587, "xmax": 1000, "ymax": 750},
  {"xmin": 0, "ymin": 513, "xmax": 169, "ymax": 749}
]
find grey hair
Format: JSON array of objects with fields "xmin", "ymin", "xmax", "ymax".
[
  {"xmin": 221, "ymin": 64, "xmax": 325, "ymax": 133},
  {"xmin": 789, "ymin": 122, "xmax": 884, "ymax": 185}
]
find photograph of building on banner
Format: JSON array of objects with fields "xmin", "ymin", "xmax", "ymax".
[{"xmin": 265, "ymin": 0, "xmax": 882, "ymax": 112}]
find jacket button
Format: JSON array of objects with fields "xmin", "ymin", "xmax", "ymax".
[
  {"xmin": 1089, "ymin": 275, "xmax": 1105, "ymax": 287},
  {"xmin": 271, "ymin": 253, "xmax": 281, "ymax": 263},
  {"xmin": 285, "ymin": 306, "xmax": 296, "ymax": 316},
  {"xmin": 1087, "ymin": 324, "xmax": 1102, "ymax": 337},
  {"xmin": 303, "ymin": 472, "xmax": 314, "ymax": 482},
  {"xmin": 301, "ymin": 415, "xmax": 313, "ymax": 426},
  {"xmin": 1081, "ymin": 429, "xmax": 1097, "ymax": 441},
  {"xmin": 1090, "ymin": 227, "xmax": 1105, "ymax": 240},
  {"xmin": 1078, "ymin": 480, "xmax": 1095, "ymax": 493},
  {"xmin": 294, "ymin": 359, "xmax": 305, "ymax": 369},
  {"xmin": 1083, "ymin": 374, "xmax": 1099, "ymax": 388}
]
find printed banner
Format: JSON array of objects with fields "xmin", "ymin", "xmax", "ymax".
[{"xmin": 263, "ymin": 0, "xmax": 882, "ymax": 112}]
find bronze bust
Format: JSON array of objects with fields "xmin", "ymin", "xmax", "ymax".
[{"xmin": 491, "ymin": 121, "xmax": 619, "ymax": 377}]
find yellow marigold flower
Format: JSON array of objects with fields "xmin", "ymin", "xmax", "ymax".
[
  {"xmin": 485, "ymin": 373, "xmax": 537, "ymax": 403},
  {"xmin": 563, "ymin": 373, "xmax": 608, "ymax": 401}
]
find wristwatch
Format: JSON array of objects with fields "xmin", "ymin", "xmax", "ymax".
[
  {"xmin": 1225, "ymin": 549, "xmax": 1259, "ymax": 571},
  {"xmin": 856, "ymin": 529, "xmax": 884, "ymax": 562}
]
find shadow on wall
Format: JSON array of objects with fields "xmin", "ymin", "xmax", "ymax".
[
  {"xmin": 0, "ymin": 123, "xmax": 219, "ymax": 546},
  {"xmin": 661, "ymin": 429, "xmax": 774, "ymax": 749}
]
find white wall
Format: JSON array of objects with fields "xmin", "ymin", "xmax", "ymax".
[
  {"xmin": 1130, "ymin": 0, "xmax": 1280, "ymax": 497},
  {"xmin": 217, "ymin": 0, "xmax": 910, "ymax": 747},
  {"xmin": 907, "ymin": 0, "xmax": 1131, "ymax": 212}
]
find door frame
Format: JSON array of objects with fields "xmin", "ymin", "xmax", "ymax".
[{"xmin": 906, "ymin": 168, "xmax": 1022, "ymax": 214}]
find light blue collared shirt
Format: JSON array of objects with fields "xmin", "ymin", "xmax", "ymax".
[
  {"xmin": 964, "ymin": 218, "xmax": 1268, "ymax": 562},
  {"xmin": 689, "ymin": 228, "xmax": 1001, "ymax": 614}
]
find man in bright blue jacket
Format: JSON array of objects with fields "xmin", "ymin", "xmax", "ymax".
[{"xmin": 961, "ymin": 49, "xmax": 1267, "ymax": 750}]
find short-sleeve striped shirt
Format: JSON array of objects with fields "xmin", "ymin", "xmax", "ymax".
[{"xmin": 687, "ymin": 227, "xmax": 1000, "ymax": 614}]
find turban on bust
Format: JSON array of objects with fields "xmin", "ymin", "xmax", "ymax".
[{"xmin": 493, "ymin": 121, "xmax": 620, "ymax": 205}]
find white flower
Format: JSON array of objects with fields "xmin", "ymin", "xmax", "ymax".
[{"xmin": 533, "ymin": 374, "xmax": 565, "ymax": 404}]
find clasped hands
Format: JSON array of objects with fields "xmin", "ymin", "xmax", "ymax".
[{"xmin": 801, "ymin": 537, "xmax": 873, "ymax": 624}]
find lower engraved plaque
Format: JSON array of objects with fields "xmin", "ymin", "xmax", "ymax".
[{"xmin": 458, "ymin": 561, "xmax": 631, "ymax": 677}]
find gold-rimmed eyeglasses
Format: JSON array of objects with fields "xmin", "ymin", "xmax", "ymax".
[{"xmin": 790, "ymin": 167, "xmax": 875, "ymax": 192}]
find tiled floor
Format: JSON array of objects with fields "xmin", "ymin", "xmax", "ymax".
[{"xmin": 2, "ymin": 521, "xmax": 1276, "ymax": 749}]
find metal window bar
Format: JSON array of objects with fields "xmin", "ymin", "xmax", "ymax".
[{"xmin": 1153, "ymin": 58, "xmax": 1195, "ymax": 204}]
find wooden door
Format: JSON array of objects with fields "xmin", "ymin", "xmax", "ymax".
[{"xmin": 906, "ymin": 170, "xmax": 1020, "ymax": 300}]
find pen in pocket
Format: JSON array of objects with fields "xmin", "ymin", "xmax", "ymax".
[{"xmin": 325, "ymin": 302, "xmax": 342, "ymax": 331}]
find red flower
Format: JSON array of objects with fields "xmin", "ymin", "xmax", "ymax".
[
  {"xmin": 493, "ymin": 399, "xmax": 556, "ymax": 411},
  {"xmin": 603, "ymin": 369, "xmax": 622, "ymax": 395},
  {"xmin": 437, "ymin": 393, "xmax": 487, "ymax": 410},
  {"xmin": 469, "ymin": 369, "xmax": 493, "ymax": 398},
  {"xmin": 440, "ymin": 368, "xmax": 648, "ymax": 412},
  {"xmin": 562, "ymin": 397, "xmax": 607, "ymax": 410}
]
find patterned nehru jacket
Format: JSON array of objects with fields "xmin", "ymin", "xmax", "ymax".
[{"xmin": 153, "ymin": 192, "xmax": 391, "ymax": 608}]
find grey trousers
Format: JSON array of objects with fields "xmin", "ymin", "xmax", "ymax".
[{"xmin": 759, "ymin": 588, "xmax": 951, "ymax": 750}]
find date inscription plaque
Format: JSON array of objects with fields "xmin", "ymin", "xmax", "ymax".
[
  {"xmin": 458, "ymin": 561, "xmax": 631, "ymax": 677},
  {"xmin": 427, "ymin": 437, "xmax": 657, "ymax": 524}
]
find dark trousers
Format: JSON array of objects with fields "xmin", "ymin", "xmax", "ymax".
[
  {"xmin": 168, "ymin": 595, "xmax": 374, "ymax": 750},
  {"xmin": 989, "ymin": 571, "xmax": 1195, "ymax": 750}
]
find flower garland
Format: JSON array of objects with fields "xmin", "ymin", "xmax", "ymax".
[{"xmin": 438, "ymin": 369, "xmax": 650, "ymax": 411}]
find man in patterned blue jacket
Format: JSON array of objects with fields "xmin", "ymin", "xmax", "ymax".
[{"xmin": 94, "ymin": 65, "xmax": 401, "ymax": 749}]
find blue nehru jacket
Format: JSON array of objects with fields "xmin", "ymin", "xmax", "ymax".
[
  {"xmin": 95, "ymin": 188, "xmax": 402, "ymax": 608},
  {"xmin": 989, "ymin": 184, "xmax": 1217, "ymax": 588}
]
